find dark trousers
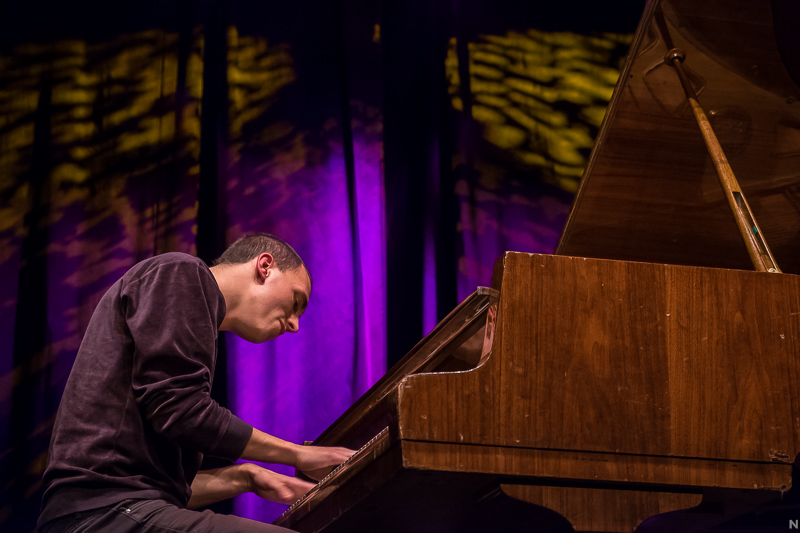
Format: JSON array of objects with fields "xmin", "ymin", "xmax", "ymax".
[{"xmin": 39, "ymin": 499, "xmax": 295, "ymax": 533}]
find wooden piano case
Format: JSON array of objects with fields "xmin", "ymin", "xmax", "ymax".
[
  {"xmin": 274, "ymin": 0, "xmax": 800, "ymax": 528},
  {"xmin": 276, "ymin": 253, "xmax": 800, "ymax": 532}
]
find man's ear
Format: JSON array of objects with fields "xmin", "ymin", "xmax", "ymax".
[{"xmin": 256, "ymin": 253, "xmax": 275, "ymax": 283}]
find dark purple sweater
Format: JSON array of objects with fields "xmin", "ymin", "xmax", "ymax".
[{"xmin": 39, "ymin": 253, "xmax": 254, "ymax": 528}]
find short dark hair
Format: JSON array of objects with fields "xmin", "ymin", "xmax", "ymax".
[{"xmin": 213, "ymin": 233, "xmax": 306, "ymax": 274}]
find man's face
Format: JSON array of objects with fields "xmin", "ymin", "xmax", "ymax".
[{"xmin": 239, "ymin": 263, "xmax": 311, "ymax": 343}]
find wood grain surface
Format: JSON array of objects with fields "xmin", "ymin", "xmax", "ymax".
[{"xmin": 397, "ymin": 252, "xmax": 800, "ymax": 487}]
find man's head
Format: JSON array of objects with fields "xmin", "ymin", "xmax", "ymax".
[{"xmin": 210, "ymin": 233, "xmax": 311, "ymax": 343}]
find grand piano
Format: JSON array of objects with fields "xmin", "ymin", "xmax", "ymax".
[{"xmin": 274, "ymin": 0, "xmax": 800, "ymax": 531}]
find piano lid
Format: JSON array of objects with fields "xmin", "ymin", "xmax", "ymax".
[{"xmin": 556, "ymin": 0, "xmax": 800, "ymax": 274}]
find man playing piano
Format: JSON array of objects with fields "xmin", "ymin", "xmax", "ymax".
[{"xmin": 38, "ymin": 233, "xmax": 353, "ymax": 533}]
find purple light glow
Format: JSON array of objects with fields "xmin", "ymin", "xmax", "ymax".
[
  {"xmin": 422, "ymin": 138, "xmax": 440, "ymax": 337},
  {"xmin": 225, "ymin": 122, "xmax": 386, "ymax": 523},
  {"xmin": 456, "ymin": 179, "xmax": 572, "ymax": 301}
]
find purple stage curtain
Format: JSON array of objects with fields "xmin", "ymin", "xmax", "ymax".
[{"xmin": 0, "ymin": 0, "xmax": 640, "ymax": 530}]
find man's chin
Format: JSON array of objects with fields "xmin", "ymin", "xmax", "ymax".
[
  {"xmin": 256, "ymin": 332, "xmax": 280, "ymax": 343},
  {"xmin": 235, "ymin": 329, "xmax": 279, "ymax": 344}
]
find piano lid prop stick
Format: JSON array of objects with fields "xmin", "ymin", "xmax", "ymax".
[{"xmin": 665, "ymin": 48, "xmax": 781, "ymax": 274}]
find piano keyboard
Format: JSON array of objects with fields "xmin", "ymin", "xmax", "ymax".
[{"xmin": 276, "ymin": 427, "xmax": 392, "ymax": 523}]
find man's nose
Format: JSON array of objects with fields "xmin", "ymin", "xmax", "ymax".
[{"xmin": 286, "ymin": 316, "xmax": 299, "ymax": 333}]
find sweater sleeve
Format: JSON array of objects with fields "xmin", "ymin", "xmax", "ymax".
[{"xmin": 123, "ymin": 258, "xmax": 253, "ymax": 460}]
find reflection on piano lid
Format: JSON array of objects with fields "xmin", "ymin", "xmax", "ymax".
[
  {"xmin": 309, "ymin": 286, "xmax": 499, "ymax": 452},
  {"xmin": 557, "ymin": 0, "xmax": 800, "ymax": 274}
]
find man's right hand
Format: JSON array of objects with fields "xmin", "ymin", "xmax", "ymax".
[
  {"xmin": 294, "ymin": 444, "xmax": 355, "ymax": 481},
  {"xmin": 240, "ymin": 427, "xmax": 355, "ymax": 482}
]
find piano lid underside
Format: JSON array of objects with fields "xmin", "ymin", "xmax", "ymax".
[{"xmin": 557, "ymin": 0, "xmax": 800, "ymax": 274}]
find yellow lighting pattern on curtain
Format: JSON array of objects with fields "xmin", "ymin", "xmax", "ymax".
[
  {"xmin": 224, "ymin": 25, "xmax": 311, "ymax": 231},
  {"xmin": 0, "ymin": 29, "xmax": 206, "ymax": 256},
  {"xmin": 446, "ymin": 29, "xmax": 632, "ymax": 192},
  {"xmin": 227, "ymin": 25, "xmax": 297, "ymax": 150}
]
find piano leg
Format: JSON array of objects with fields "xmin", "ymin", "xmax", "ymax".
[
  {"xmin": 499, "ymin": 484, "xmax": 701, "ymax": 532},
  {"xmin": 497, "ymin": 484, "xmax": 796, "ymax": 533},
  {"xmin": 635, "ymin": 487, "xmax": 794, "ymax": 532},
  {"xmin": 472, "ymin": 485, "xmax": 574, "ymax": 533}
]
